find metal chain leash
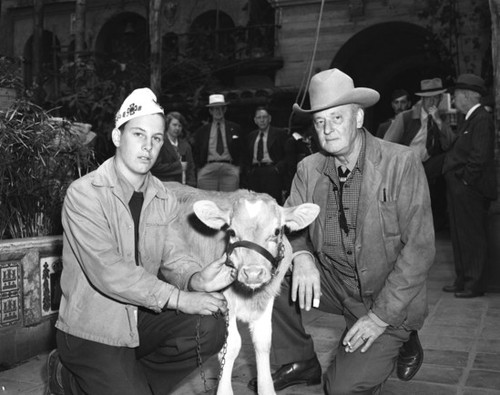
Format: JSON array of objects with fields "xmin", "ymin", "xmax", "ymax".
[{"xmin": 196, "ymin": 309, "xmax": 229, "ymax": 393}]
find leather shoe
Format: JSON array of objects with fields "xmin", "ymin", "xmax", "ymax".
[
  {"xmin": 442, "ymin": 284, "xmax": 463, "ymax": 293},
  {"xmin": 247, "ymin": 356, "xmax": 322, "ymax": 392},
  {"xmin": 397, "ymin": 330, "xmax": 423, "ymax": 381},
  {"xmin": 455, "ymin": 290, "xmax": 484, "ymax": 298}
]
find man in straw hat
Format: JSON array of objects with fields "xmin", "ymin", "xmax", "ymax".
[
  {"xmin": 193, "ymin": 93, "xmax": 243, "ymax": 191},
  {"xmin": 442, "ymin": 73, "xmax": 497, "ymax": 298},
  {"xmin": 47, "ymin": 88, "xmax": 235, "ymax": 394},
  {"xmin": 248, "ymin": 68, "xmax": 434, "ymax": 393},
  {"xmin": 384, "ymin": 77, "xmax": 456, "ymax": 231}
]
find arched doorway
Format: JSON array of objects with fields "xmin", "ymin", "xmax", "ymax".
[
  {"xmin": 331, "ymin": 22, "xmax": 455, "ymax": 131},
  {"xmin": 94, "ymin": 12, "xmax": 149, "ymax": 86},
  {"xmin": 23, "ymin": 30, "xmax": 61, "ymax": 101}
]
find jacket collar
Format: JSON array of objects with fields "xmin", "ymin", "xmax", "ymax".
[{"xmin": 91, "ymin": 157, "xmax": 169, "ymax": 204}]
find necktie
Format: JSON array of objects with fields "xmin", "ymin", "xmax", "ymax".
[
  {"xmin": 216, "ymin": 122, "xmax": 224, "ymax": 155},
  {"xmin": 426, "ymin": 117, "xmax": 436, "ymax": 155},
  {"xmin": 256, "ymin": 132, "xmax": 264, "ymax": 162},
  {"xmin": 337, "ymin": 166, "xmax": 350, "ymax": 235}
]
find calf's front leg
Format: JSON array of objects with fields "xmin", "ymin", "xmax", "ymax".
[
  {"xmin": 216, "ymin": 312, "xmax": 240, "ymax": 395},
  {"xmin": 249, "ymin": 299, "xmax": 276, "ymax": 395}
]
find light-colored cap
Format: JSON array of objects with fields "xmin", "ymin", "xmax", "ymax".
[
  {"xmin": 115, "ymin": 88, "xmax": 164, "ymax": 128},
  {"xmin": 206, "ymin": 94, "xmax": 228, "ymax": 107}
]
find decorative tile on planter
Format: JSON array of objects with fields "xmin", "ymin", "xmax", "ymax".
[
  {"xmin": 40, "ymin": 256, "xmax": 62, "ymax": 317},
  {"xmin": 0, "ymin": 261, "xmax": 22, "ymax": 328}
]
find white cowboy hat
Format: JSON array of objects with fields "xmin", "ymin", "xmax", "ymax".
[{"xmin": 293, "ymin": 68, "xmax": 380, "ymax": 114}]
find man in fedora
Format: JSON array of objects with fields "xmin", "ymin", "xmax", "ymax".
[
  {"xmin": 248, "ymin": 68, "xmax": 434, "ymax": 393},
  {"xmin": 192, "ymin": 94, "xmax": 243, "ymax": 191},
  {"xmin": 442, "ymin": 73, "xmax": 497, "ymax": 298},
  {"xmin": 384, "ymin": 77, "xmax": 456, "ymax": 230}
]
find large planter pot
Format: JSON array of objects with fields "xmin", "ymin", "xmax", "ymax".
[{"xmin": 0, "ymin": 236, "xmax": 62, "ymax": 367}]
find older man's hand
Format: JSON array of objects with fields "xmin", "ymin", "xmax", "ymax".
[
  {"xmin": 342, "ymin": 314, "xmax": 387, "ymax": 353},
  {"xmin": 291, "ymin": 252, "xmax": 321, "ymax": 311}
]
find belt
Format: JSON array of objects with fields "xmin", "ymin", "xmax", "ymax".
[
  {"xmin": 207, "ymin": 160, "xmax": 233, "ymax": 164},
  {"xmin": 252, "ymin": 162, "xmax": 274, "ymax": 167}
]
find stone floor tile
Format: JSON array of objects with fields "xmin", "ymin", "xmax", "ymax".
[
  {"xmin": 421, "ymin": 324, "xmax": 481, "ymax": 338},
  {"xmin": 473, "ymin": 352, "xmax": 500, "ymax": 371},
  {"xmin": 422, "ymin": 334, "xmax": 475, "ymax": 352},
  {"xmin": 476, "ymin": 338, "xmax": 500, "ymax": 353},
  {"xmin": 407, "ymin": 364, "xmax": 464, "ymax": 385},
  {"xmin": 463, "ymin": 388, "xmax": 500, "ymax": 395},
  {"xmin": 423, "ymin": 349, "xmax": 469, "ymax": 368},
  {"xmin": 382, "ymin": 379, "xmax": 457, "ymax": 395},
  {"xmin": 466, "ymin": 369, "xmax": 500, "ymax": 391}
]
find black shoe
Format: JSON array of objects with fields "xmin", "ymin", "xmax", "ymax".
[
  {"xmin": 46, "ymin": 349, "xmax": 65, "ymax": 395},
  {"xmin": 397, "ymin": 330, "xmax": 423, "ymax": 381},
  {"xmin": 442, "ymin": 284, "xmax": 463, "ymax": 293},
  {"xmin": 454, "ymin": 290, "xmax": 484, "ymax": 298},
  {"xmin": 247, "ymin": 356, "xmax": 322, "ymax": 392}
]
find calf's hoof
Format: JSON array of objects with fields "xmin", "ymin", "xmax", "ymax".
[{"xmin": 247, "ymin": 356, "xmax": 321, "ymax": 392}]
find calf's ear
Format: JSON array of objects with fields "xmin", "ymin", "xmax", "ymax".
[
  {"xmin": 283, "ymin": 203, "xmax": 320, "ymax": 231},
  {"xmin": 193, "ymin": 200, "xmax": 230, "ymax": 230}
]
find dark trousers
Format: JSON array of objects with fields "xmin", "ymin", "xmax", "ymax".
[
  {"xmin": 445, "ymin": 172, "xmax": 490, "ymax": 292},
  {"xmin": 247, "ymin": 165, "xmax": 284, "ymax": 204},
  {"xmin": 424, "ymin": 153, "xmax": 448, "ymax": 230},
  {"xmin": 57, "ymin": 309, "xmax": 226, "ymax": 395},
  {"xmin": 271, "ymin": 262, "xmax": 409, "ymax": 394}
]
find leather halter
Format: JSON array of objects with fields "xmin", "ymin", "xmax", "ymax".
[{"xmin": 222, "ymin": 225, "xmax": 285, "ymax": 274}]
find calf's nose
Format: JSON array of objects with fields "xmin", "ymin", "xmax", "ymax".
[{"xmin": 241, "ymin": 266, "xmax": 266, "ymax": 284}]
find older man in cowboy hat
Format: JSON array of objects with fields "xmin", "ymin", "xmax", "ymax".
[
  {"xmin": 384, "ymin": 78, "xmax": 456, "ymax": 230},
  {"xmin": 442, "ymin": 73, "xmax": 497, "ymax": 298},
  {"xmin": 192, "ymin": 94, "xmax": 243, "ymax": 191},
  {"xmin": 248, "ymin": 68, "xmax": 434, "ymax": 394}
]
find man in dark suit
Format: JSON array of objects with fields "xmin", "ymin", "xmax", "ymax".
[
  {"xmin": 192, "ymin": 94, "xmax": 243, "ymax": 191},
  {"xmin": 243, "ymin": 106, "xmax": 288, "ymax": 204},
  {"xmin": 442, "ymin": 74, "xmax": 497, "ymax": 298}
]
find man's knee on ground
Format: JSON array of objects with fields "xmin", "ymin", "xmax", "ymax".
[{"xmin": 198, "ymin": 315, "xmax": 227, "ymax": 357}]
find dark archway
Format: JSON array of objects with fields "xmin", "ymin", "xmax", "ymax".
[
  {"xmin": 331, "ymin": 22, "xmax": 455, "ymax": 132},
  {"xmin": 23, "ymin": 30, "xmax": 61, "ymax": 90},
  {"xmin": 94, "ymin": 12, "xmax": 149, "ymax": 82}
]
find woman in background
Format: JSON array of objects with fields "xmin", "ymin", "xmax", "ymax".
[{"xmin": 151, "ymin": 111, "xmax": 196, "ymax": 186}]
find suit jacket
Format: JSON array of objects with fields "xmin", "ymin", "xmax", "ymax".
[
  {"xmin": 192, "ymin": 120, "xmax": 243, "ymax": 168},
  {"xmin": 151, "ymin": 138, "xmax": 196, "ymax": 186},
  {"xmin": 244, "ymin": 126, "xmax": 288, "ymax": 174},
  {"xmin": 443, "ymin": 105, "xmax": 497, "ymax": 200},
  {"xmin": 384, "ymin": 101, "xmax": 456, "ymax": 154},
  {"xmin": 286, "ymin": 130, "xmax": 435, "ymax": 330}
]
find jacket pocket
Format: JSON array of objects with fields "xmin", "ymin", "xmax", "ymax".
[{"xmin": 378, "ymin": 200, "xmax": 399, "ymax": 237}]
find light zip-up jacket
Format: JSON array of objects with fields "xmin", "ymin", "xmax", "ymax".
[
  {"xmin": 286, "ymin": 131, "xmax": 435, "ymax": 329},
  {"xmin": 56, "ymin": 158, "xmax": 201, "ymax": 347}
]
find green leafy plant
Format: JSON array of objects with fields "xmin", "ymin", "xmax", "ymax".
[{"xmin": 0, "ymin": 99, "xmax": 96, "ymax": 239}]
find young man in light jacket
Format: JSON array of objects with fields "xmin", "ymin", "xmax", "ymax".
[{"xmin": 50, "ymin": 88, "xmax": 235, "ymax": 395}]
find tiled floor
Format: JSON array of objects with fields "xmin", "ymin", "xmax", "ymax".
[{"xmin": 2, "ymin": 230, "xmax": 500, "ymax": 395}]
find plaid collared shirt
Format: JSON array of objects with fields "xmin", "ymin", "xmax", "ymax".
[{"xmin": 321, "ymin": 132, "xmax": 366, "ymax": 293}]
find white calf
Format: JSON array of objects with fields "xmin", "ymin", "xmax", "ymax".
[{"xmin": 166, "ymin": 183, "xmax": 319, "ymax": 395}]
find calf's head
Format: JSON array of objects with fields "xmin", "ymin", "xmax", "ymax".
[{"xmin": 193, "ymin": 196, "xmax": 319, "ymax": 293}]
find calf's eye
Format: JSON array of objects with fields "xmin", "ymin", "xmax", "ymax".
[{"xmin": 274, "ymin": 228, "xmax": 280, "ymax": 236}]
